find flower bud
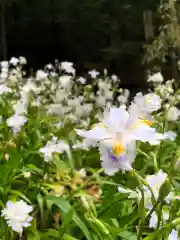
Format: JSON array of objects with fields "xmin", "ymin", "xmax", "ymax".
[
  {"xmin": 174, "ymin": 159, "xmax": 180, "ymax": 171},
  {"xmin": 158, "ymin": 179, "xmax": 171, "ymax": 201},
  {"xmin": 23, "ymin": 172, "xmax": 31, "ymax": 178}
]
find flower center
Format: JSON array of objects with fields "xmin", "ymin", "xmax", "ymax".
[{"xmin": 112, "ymin": 141, "xmax": 125, "ymax": 157}]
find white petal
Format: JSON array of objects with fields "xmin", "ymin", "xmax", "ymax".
[
  {"xmin": 99, "ymin": 141, "xmax": 136, "ymax": 175},
  {"xmin": 104, "ymin": 107, "xmax": 129, "ymax": 131},
  {"xmin": 118, "ymin": 186, "xmax": 132, "ymax": 194},
  {"xmin": 75, "ymin": 126, "xmax": 109, "ymax": 140},
  {"xmin": 149, "ymin": 212, "xmax": 158, "ymax": 229},
  {"xmin": 168, "ymin": 230, "xmax": 179, "ymax": 240},
  {"xmin": 163, "ymin": 131, "xmax": 177, "ymax": 141},
  {"xmin": 131, "ymin": 126, "xmax": 158, "ymax": 143}
]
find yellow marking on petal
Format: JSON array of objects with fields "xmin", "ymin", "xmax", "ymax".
[
  {"xmin": 112, "ymin": 142, "xmax": 125, "ymax": 157},
  {"xmin": 90, "ymin": 123, "xmax": 108, "ymax": 129},
  {"xmin": 130, "ymin": 119, "xmax": 152, "ymax": 130},
  {"xmin": 140, "ymin": 119, "xmax": 152, "ymax": 126}
]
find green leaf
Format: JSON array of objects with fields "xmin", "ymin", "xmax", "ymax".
[
  {"xmin": 99, "ymin": 193, "xmax": 129, "ymax": 218},
  {"xmin": 8, "ymin": 189, "xmax": 31, "ymax": 204},
  {"xmin": 59, "ymin": 208, "xmax": 74, "ymax": 237},
  {"xmin": 46, "ymin": 196, "xmax": 93, "ymax": 240},
  {"xmin": 40, "ymin": 229, "xmax": 59, "ymax": 238},
  {"xmin": 37, "ymin": 194, "xmax": 44, "ymax": 224},
  {"xmin": 118, "ymin": 231, "xmax": 137, "ymax": 240},
  {"xmin": 158, "ymin": 179, "xmax": 171, "ymax": 202},
  {"xmin": 0, "ymin": 166, "xmax": 10, "ymax": 185},
  {"xmin": 62, "ymin": 234, "xmax": 79, "ymax": 240},
  {"xmin": 6, "ymin": 147, "xmax": 22, "ymax": 169}
]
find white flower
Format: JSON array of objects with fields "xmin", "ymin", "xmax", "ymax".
[
  {"xmin": 21, "ymin": 81, "xmax": 37, "ymax": 94},
  {"xmin": 149, "ymin": 209, "xmax": 169, "ymax": 229},
  {"xmin": 19, "ymin": 56, "xmax": 27, "ymax": 65},
  {"xmin": 130, "ymin": 92, "xmax": 161, "ymax": 114},
  {"xmin": 61, "ymin": 61, "xmax": 75, "ymax": 75},
  {"xmin": 149, "ymin": 212, "xmax": 158, "ymax": 229},
  {"xmin": 0, "ymin": 84, "xmax": 12, "ymax": 95},
  {"xmin": 77, "ymin": 77, "xmax": 86, "ymax": 84},
  {"xmin": 39, "ymin": 137, "xmax": 69, "ymax": 162},
  {"xmin": 78, "ymin": 168, "xmax": 87, "ymax": 178},
  {"xmin": 147, "ymin": 72, "xmax": 164, "ymax": 83},
  {"xmin": 76, "ymin": 107, "xmax": 158, "ymax": 150},
  {"xmin": 96, "ymin": 96, "xmax": 106, "ymax": 107},
  {"xmin": 98, "ymin": 80, "xmax": 106, "ymax": 89},
  {"xmin": 118, "ymin": 95, "xmax": 126, "ymax": 104},
  {"xmin": 9, "ymin": 57, "xmax": 19, "ymax": 66},
  {"xmin": 168, "ymin": 230, "xmax": 179, "ymax": 240},
  {"xmin": 111, "ymin": 75, "xmax": 118, "ymax": 83},
  {"xmin": 59, "ymin": 75, "xmax": 72, "ymax": 88},
  {"xmin": 167, "ymin": 106, "xmax": 180, "ymax": 121},
  {"xmin": 7, "ymin": 115, "xmax": 27, "ymax": 133},
  {"xmin": 36, "ymin": 70, "xmax": 47, "ymax": 81},
  {"xmin": 23, "ymin": 172, "xmax": 31, "ymax": 178},
  {"xmin": 145, "ymin": 170, "xmax": 167, "ymax": 202},
  {"xmin": 13, "ymin": 100, "xmax": 27, "ymax": 115},
  {"xmin": 0, "ymin": 61, "xmax": 9, "ymax": 68},
  {"xmin": 46, "ymin": 63, "xmax": 53, "ymax": 70},
  {"xmin": 142, "ymin": 170, "xmax": 171, "ymax": 212},
  {"xmin": 76, "ymin": 107, "xmax": 159, "ymax": 175},
  {"xmin": 0, "ymin": 72, "xmax": 8, "ymax": 82},
  {"xmin": 88, "ymin": 70, "xmax": 99, "ymax": 78},
  {"xmin": 1, "ymin": 200, "xmax": 33, "ymax": 234}
]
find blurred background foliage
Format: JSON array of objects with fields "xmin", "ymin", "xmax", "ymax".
[{"xmin": 0, "ymin": 0, "xmax": 180, "ymax": 88}]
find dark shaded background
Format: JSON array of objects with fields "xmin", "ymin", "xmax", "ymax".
[{"xmin": 0, "ymin": 0, "xmax": 159, "ymax": 88}]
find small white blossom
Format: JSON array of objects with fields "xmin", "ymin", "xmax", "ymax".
[
  {"xmin": 145, "ymin": 170, "xmax": 167, "ymax": 203},
  {"xmin": 36, "ymin": 70, "xmax": 47, "ymax": 81},
  {"xmin": 61, "ymin": 61, "xmax": 75, "ymax": 75},
  {"xmin": 132, "ymin": 92, "xmax": 161, "ymax": 113},
  {"xmin": 9, "ymin": 57, "xmax": 19, "ymax": 66},
  {"xmin": 78, "ymin": 168, "xmax": 87, "ymax": 178},
  {"xmin": 0, "ymin": 84, "xmax": 12, "ymax": 95},
  {"xmin": 0, "ymin": 61, "xmax": 9, "ymax": 69},
  {"xmin": 59, "ymin": 75, "xmax": 72, "ymax": 88},
  {"xmin": 1, "ymin": 200, "xmax": 33, "ymax": 234},
  {"xmin": 46, "ymin": 63, "xmax": 53, "ymax": 70},
  {"xmin": 167, "ymin": 106, "xmax": 180, "ymax": 121},
  {"xmin": 23, "ymin": 172, "xmax": 31, "ymax": 178},
  {"xmin": 88, "ymin": 70, "xmax": 99, "ymax": 78},
  {"xmin": 147, "ymin": 72, "xmax": 164, "ymax": 83},
  {"xmin": 77, "ymin": 77, "xmax": 86, "ymax": 84},
  {"xmin": 19, "ymin": 56, "xmax": 27, "ymax": 65},
  {"xmin": 168, "ymin": 230, "xmax": 179, "ymax": 240},
  {"xmin": 111, "ymin": 75, "xmax": 118, "ymax": 83},
  {"xmin": 149, "ymin": 212, "xmax": 158, "ymax": 229},
  {"xmin": 39, "ymin": 137, "xmax": 69, "ymax": 162},
  {"xmin": 0, "ymin": 72, "xmax": 8, "ymax": 82},
  {"xmin": 13, "ymin": 100, "xmax": 27, "ymax": 115},
  {"xmin": 7, "ymin": 115, "xmax": 27, "ymax": 133}
]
